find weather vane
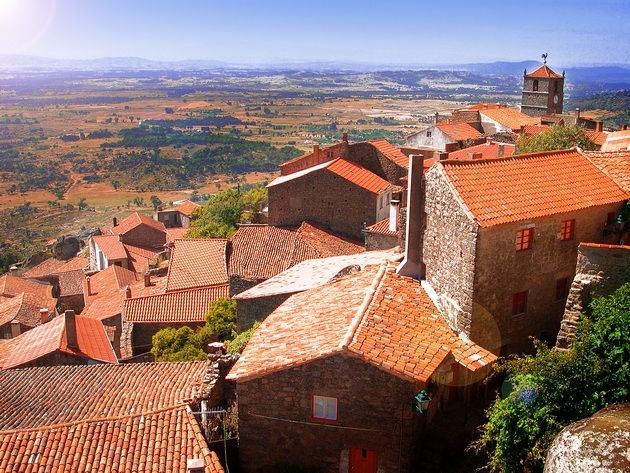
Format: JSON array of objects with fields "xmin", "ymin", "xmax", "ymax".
[{"xmin": 541, "ymin": 53, "xmax": 548, "ymax": 65}]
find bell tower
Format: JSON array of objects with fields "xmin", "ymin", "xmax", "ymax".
[{"xmin": 521, "ymin": 54, "xmax": 565, "ymax": 117}]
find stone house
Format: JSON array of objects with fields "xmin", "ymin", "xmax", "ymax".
[
  {"xmin": 154, "ymin": 199, "xmax": 201, "ymax": 228},
  {"xmin": 405, "ymin": 121, "xmax": 484, "ymax": 152},
  {"xmin": 402, "ymin": 148, "xmax": 628, "ymax": 355},
  {"xmin": 227, "ymin": 264, "xmax": 495, "ymax": 473}
]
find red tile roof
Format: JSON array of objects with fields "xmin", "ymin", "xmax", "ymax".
[
  {"xmin": 166, "ymin": 239, "xmax": 229, "ymax": 292},
  {"xmin": 447, "ymin": 141, "xmax": 515, "ymax": 161},
  {"xmin": 440, "ymin": 149, "xmax": 629, "ymax": 227},
  {"xmin": 109, "ymin": 211, "xmax": 167, "ymax": 236},
  {"xmin": 0, "ymin": 292, "xmax": 46, "ymax": 329},
  {"xmin": 123, "ymin": 243, "xmax": 164, "ymax": 273},
  {"xmin": 123, "ymin": 285, "xmax": 229, "ymax": 323},
  {"xmin": 585, "ymin": 150, "xmax": 630, "ymax": 192},
  {"xmin": 521, "ymin": 124, "xmax": 551, "ymax": 136},
  {"xmin": 368, "ymin": 139, "xmax": 409, "ymax": 168},
  {"xmin": 2, "ymin": 312, "xmax": 117, "ymax": 369},
  {"xmin": 0, "ymin": 405, "xmax": 223, "ymax": 473},
  {"xmin": 21, "ymin": 257, "xmax": 66, "ymax": 279},
  {"xmin": 228, "ymin": 264, "xmax": 495, "ymax": 383},
  {"xmin": 58, "ymin": 268, "xmax": 86, "ymax": 297},
  {"xmin": 436, "ymin": 122, "xmax": 483, "ymax": 141},
  {"xmin": 92, "ymin": 234, "xmax": 128, "ymax": 260},
  {"xmin": 0, "ymin": 274, "xmax": 52, "ymax": 300},
  {"xmin": 479, "ymin": 107, "xmax": 540, "ymax": 131},
  {"xmin": 584, "ymin": 130, "xmax": 608, "ymax": 146},
  {"xmin": 327, "ymin": 158, "xmax": 392, "ymax": 193},
  {"xmin": 465, "ymin": 103, "xmax": 505, "ymax": 111},
  {"xmin": 85, "ymin": 264, "xmax": 138, "ymax": 300},
  {"xmin": 174, "ymin": 199, "xmax": 202, "ymax": 216},
  {"xmin": 365, "ymin": 218, "xmax": 398, "ymax": 236},
  {"xmin": 167, "ymin": 226, "xmax": 190, "ymax": 242},
  {"xmin": 526, "ymin": 65, "xmax": 564, "ymax": 78},
  {"xmin": 229, "ymin": 223, "xmax": 364, "ymax": 280}
]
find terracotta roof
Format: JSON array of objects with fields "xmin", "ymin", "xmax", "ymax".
[
  {"xmin": 0, "ymin": 274, "xmax": 52, "ymax": 300},
  {"xmin": 58, "ymin": 269, "xmax": 86, "ymax": 297},
  {"xmin": 167, "ymin": 226, "xmax": 190, "ymax": 242},
  {"xmin": 166, "ymin": 239, "xmax": 229, "ymax": 292},
  {"xmin": 57, "ymin": 256, "xmax": 89, "ymax": 272},
  {"xmin": 439, "ymin": 149, "xmax": 629, "ymax": 227},
  {"xmin": 0, "ymin": 292, "xmax": 46, "ymax": 329},
  {"xmin": 84, "ymin": 265, "xmax": 138, "ymax": 300},
  {"xmin": 2, "ymin": 312, "xmax": 117, "ymax": 369},
  {"xmin": 268, "ymin": 158, "xmax": 390, "ymax": 194},
  {"xmin": 465, "ymin": 103, "xmax": 505, "ymax": 111},
  {"xmin": 229, "ymin": 223, "xmax": 364, "ymax": 280},
  {"xmin": 0, "ymin": 405, "xmax": 223, "ymax": 473},
  {"xmin": 585, "ymin": 150, "xmax": 630, "ymax": 192},
  {"xmin": 479, "ymin": 107, "xmax": 540, "ymax": 131},
  {"xmin": 123, "ymin": 243, "xmax": 163, "ymax": 273},
  {"xmin": 365, "ymin": 218, "xmax": 398, "ymax": 236},
  {"xmin": 0, "ymin": 360, "xmax": 211, "ymax": 427},
  {"xmin": 109, "ymin": 212, "xmax": 167, "ymax": 236},
  {"xmin": 526, "ymin": 65, "xmax": 564, "ymax": 78},
  {"xmin": 92, "ymin": 234, "xmax": 128, "ymax": 260},
  {"xmin": 436, "ymin": 122, "xmax": 483, "ymax": 141},
  {"xmin": 521, "ymin": 124, "xmax": 550, "ymax": 136},
  {"xmin": 448, "ymin": 141, "xmax": 515, "ymax": 161},
  {"xmin": 234, "ymin": 249, "xmax": 400, "ymax": 300},
  {"xmin": 174, "ymin": 199, "xmax": 202, "ymax": 216},
  {"xmin": 584, "ymin": 130, "xmax": 608, "ymax": 146},
  {"xmin": 368, "ymin": 139, "xmax": 409, "ymax": 168},
  {"xmin": 228, "ymin": 265, "xmax": 495, "ymax": 383},
  {"xmin": 21, "ymin": 257, "xmax": 66, "ymax": 279},
  {"xmin": 123, "ymin": 285, "xmax": 229, "ymax": 323},
  {"xmin": 0, "ymin": 337, "xmax": 20, "ymax": 366}
]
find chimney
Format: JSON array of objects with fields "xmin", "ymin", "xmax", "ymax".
[
  {"xmin": 486, "ymin": 137, "xmax": 492, "ymax": 144},
  {"xmin": 144, "ymin": 273, "xmax": 151, "ymax": 287},
  {"xmin": 498, "ymin": 144, "xmax": 505, "ymax": 157},
  {"xmin": 397, "ymin": 154, "xmax": 424, "ymax": 278},
  {"xmin": 125, "ymin": 285, "xmax": 132, "ymax": 299},
  {"xmin": 438, "ymin": 152, "xmax": 449, "ymax": 161},
  {"xmin": 389, "ymin": 200, "xmax": 400, "ymax": 232},
  {"xmin": 64, "ymin": 310, "xmax": 78, "ymax": 350},
  {"xmin": 10, "ymin": 320, "xmax": 20, "ymax": 338},
  {"xmin": 39, "ymin": 308, "xmax": 50, "ymax": 324},
  {"xmin": 86, "ymin": 276, "xmax": 92, "ymax": 296},
  {"xmin": 187, "ymin": 459, "xmax": 205, "ymax": 473},
  {"xmin": 342, "ymin": 132, "xmax": 348, "ymax": 142},
  {"xmin": 434, "ymin": 112, "xmax": 439, "ymax": 124},
  {"xmin": 575, "ymin": 108, "xmax": 580, "ymax": 118},
  {"xmin": 596, "ymin": 121, "xmax": 603, "ymax": 133},
  {"xmin": 313, "ymin": 144, "xmax": 319, "ymax": 159},
  {"xmin": 9, "ymin": 265, "xmax": 17, "ymax": 275},
  {"xmin": 113, "ymin": 217, "xmax": 118, "ymax": 227},
  {"xmin": 622, "ymin": 125, "xmax": 627, "ymax": 131}
]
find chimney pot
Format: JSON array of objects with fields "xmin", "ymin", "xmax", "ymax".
[
  {"xmin": 39, "ymin": 308, "xmax": 50, "ymax": 324},
  {"xmin": 434, "ymin": 112, "xmax": 439, "ymax": 124},
  {"xmin": 86, "ymin": 276, "xmax": 91, "ymax": 296},
  {"xmin": 144, "ymin": 273, "xmax": 151, "ymax": 287},
  {"xmin": 9, "ymin": 265, "xmax": 18, "ymax": 275},
  {"xmin": 113, "ymin": 217, "xmax": 118, "ymax": 227},
  {"xmin": 64, "ymin": 310, "xmax": 78, "ymax": 350},
  {"xmin": 575, "ymin": 108, "xmax": 580, "ymax": 118},
  {"xmin": 596, "ymin": 121, "xmax": 603, "ymax": 133},
  {"xmin": 10, "ymin": 319, "xmax": 20, "ymax": 338},
  {"xmin": 125, "ymin": 285, "xmax": 132, "ymax": 299},
  {"xmin": 313, "ymin": 144, "xmax": 319, "ymax": 156}
]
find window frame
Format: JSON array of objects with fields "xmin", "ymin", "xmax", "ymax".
[
  {"xmin": 512, "ymin": 291, "xmax": 528, "ymax": 317},
  {"xmin": 560, "ymin": 219, "xmax": 575, "ymax": 241},
  {"xmin": 312, "ymin": 394, "xmax": 338, "ymax": 422},
  {"xmin": 515, "ymin": 227, "xmax": 534, "ymax": 251}
]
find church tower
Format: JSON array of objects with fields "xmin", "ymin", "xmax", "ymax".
[{"xmin": 521, "ymin": 55, "xmax": 565, "ymax": 117}]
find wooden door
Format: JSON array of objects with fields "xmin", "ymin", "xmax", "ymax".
[{"xmin": 349, "ymin": 448, "xmax": 377, "ymax": 473}]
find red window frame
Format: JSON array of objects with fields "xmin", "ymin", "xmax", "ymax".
[
  {"xmin": 512, "ymin": 291, "xmax": 527, "ymax": 316},
  {"xmin": 516, "ymin": 228, "xmax": 533, "ymax": 251},
  {"xmin": 560, "ymin": 219, "xmax": 575, "ymax": 241}
]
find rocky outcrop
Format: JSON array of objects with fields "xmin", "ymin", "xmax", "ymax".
[{"xmin": 544, "ymin": 404, "xmax": 630, "ymax": 472}]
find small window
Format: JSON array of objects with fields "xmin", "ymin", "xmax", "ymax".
[
  {"xmin": 512, "ymin": 291, "xmax": 528, "ymax": 316},
  {"xmin": 555, "ymin": 277, "xmax": 569, "ymax": 302},
  {"xmin": 533, "ymin": 80, "xmax": 539, "ymax": 91},
  {"xmin": 516, "ymin": 228, "xmax": 533, "ymax": 251},
  {"xmin": 313, "ymin": 395, "xmax": 337, "ymax": 421},
  {"xmin": 560, "ymin": 219, "xmax": 574, "ymax": 241},
  {"xmin": 426, "ymin": 131, "xmax": 432, "ymax": 138}
]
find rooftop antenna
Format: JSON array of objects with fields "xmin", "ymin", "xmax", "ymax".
[{"xmin": 541, "ymin": 53, "xmax": 548, "ymax": 65}]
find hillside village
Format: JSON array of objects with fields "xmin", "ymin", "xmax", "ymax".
[{"xmin": 1, "ymin": 62, "xmax": 630, "ymax": 472}]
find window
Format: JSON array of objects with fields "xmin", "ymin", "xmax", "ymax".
[
  {"xmin": 515, "ymin": 228, "xmax": 533, "ymax": 251},
  {"xmin": 512, "ymin": 291, "xmax": 528, "ymax": 316},
  {"xmin": 560, "ymin": 219, "xmax": 574, "ymax": 241},
  {"xmin": 312, "ymin": 395, "xmax": 337, "ymax": 421},
  {"xmin": 533, "ymin": 80, "xmax": 539, "ymax": 91},
  {"xmin": 555, "ymin": 277, "xmax": 569, "ymax": 302},
  {"xmin": 426, "ymin": 131, "xmax": 432, "ymax": 138}
]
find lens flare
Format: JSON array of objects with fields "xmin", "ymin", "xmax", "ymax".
[{"xmin": 0, "ymin": 0, "xmax": 56, "ymax": 55}]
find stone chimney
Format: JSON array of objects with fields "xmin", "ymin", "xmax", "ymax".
[
  {"xmin": 86, "ymin": 276, "xmax": 92, "ymax": 296},
  {"xmin": 622, "ymin": 124, "xmax": 627, "ymax": 131},
  {"xmin": 39, "ymin": 308, "xmax": 50, "ymax": 324},
  {"xmin": 9, "ymin": 265, "xmax": 18, "ymax": 276},
  {"xmin": 125, "ymin": 285, "xmax": 132, "ymax": 299},
  {"xmin": 434, "ymin": 112, "xmax": 439, "ymax": 124},
  {"xmin": 596, "ymin": 121, "xmax": 603, "ymax": 133},
  {"xmin": 342, "ymin": 132, "xmax": 348, "ymax": 142},
  {"xmin": 575, "ymin": 108, "xmax": 580, "ymax": 118},
  {"xmin": 397, "ymin": 154, "xmax": 424, "ymax": 278},
  {"xmin": 113, "ymin": 217, "xmax": 118, "ymax": 227},
  {"xmin": 144, "ymin": 273, "xmax": 151, "ymax": 287},
  {"xmin": 313, "ymin": 144, "xmax": 319, "ymax": 159},
  {"xmin": 389, "ymin": 200, "xmax": 400, "ymax": 232},
  {"xmin": 65, "ymin": 310, "xmax": 78, "ymax": 350},
  {"xmin": 10, "ymin": 320, "xmax": 20, "ymax": 338}
]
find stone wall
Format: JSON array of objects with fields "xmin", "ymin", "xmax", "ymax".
[
  {"xmin": 121, "ymin": 225, "xmax": 165, "ymax": 248},
  {"xmin": 280, "ymin": 141, "xmax": 350, "ymax": 176},
  {"xmin": 364, "ymin": 231, "xmax": 398, "ymax": 251},
  {"xmin": 556, "ymin": 243, "xmax": 630, "ymax": 350},
  {"xmin": 268, "ymin": 168, "xmax": 379, "ymax": 239},
  {"xmin": 348, "ymin": 142, "xmax": 408, "ymax": 185},
  {"xmin": 130, "ymin": 321, "xmax": 205, "ymax": 356},
  {"xmin": 228, "ymin": 275, "xmax": 263, "ymax": 298},
  {"xmin": 236, "ymin": 354, "xmax": 420, "ymax": 473},
  {"xmin": 235, "ymin": 293, "xmax": 292, "ymax": 332}
]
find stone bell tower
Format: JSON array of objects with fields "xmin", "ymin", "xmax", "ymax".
[{"xmin": 521, "ymin": 54, "xmax": 565, "ymax": 117}]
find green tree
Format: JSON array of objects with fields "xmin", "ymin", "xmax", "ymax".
[
  {"xmin": 472, "ymin": 283, "xmax": 630, "ymax": 472},
  {"xmin": 516, "ymin": 124, "xmax": 598, "ymax": 154},
  {"xmin": 112, "ymin": 180, "xmax": 120, "ymax": 191},
  {"xmin": 150, "ymin": 195, "xmax": 162, "ymax": 211},
  {"xmin": 241, "ymin": 186, "xmax": 267, "ymax": 223},
  {"xmin": 226, "ymin": 321, "xmax": 260, "ymax": 355},
  {"xmin": 133, "ymin": 196, "xmax": 144, "ymax": 207},
  {"xmin": 151, "ymin": 326, "xmax": 206, "ymax": 362},
  {"xmin": 77, "ymin": 197, "xmax": 88, "ymax": 210},
  {"xmin": 186, "ymin": 188, "xmax": 244, "ymax": 238},
  {"xmin": 205, "ymin": 297, "xmax": 237, "ymax": 340}
]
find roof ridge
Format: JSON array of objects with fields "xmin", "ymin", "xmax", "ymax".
[{"xmin": 340, "ymin": 263, "xmax": 387, "ymax": 350}]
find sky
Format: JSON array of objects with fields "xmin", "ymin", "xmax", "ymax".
[{"xmin": 0, "ymin": 0, "xmax": 628, "ymax": 67}]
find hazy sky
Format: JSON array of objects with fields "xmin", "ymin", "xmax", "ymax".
[{"xmin": 0, "ymin": 0, "xmax": 628, "ymax": 67}]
